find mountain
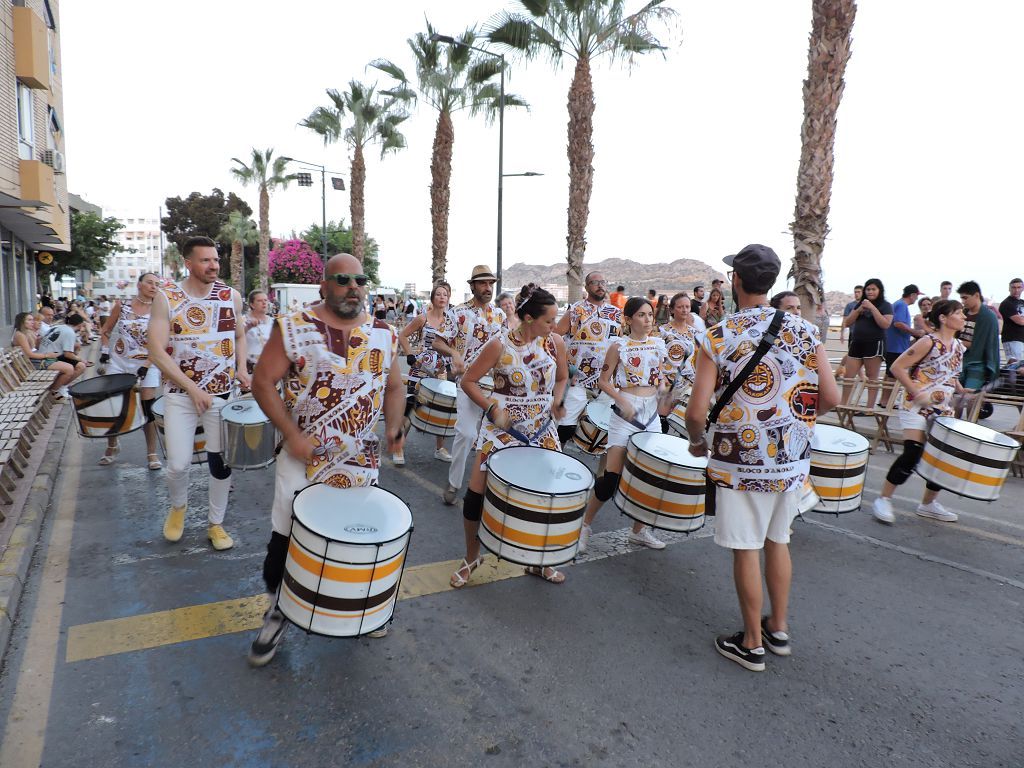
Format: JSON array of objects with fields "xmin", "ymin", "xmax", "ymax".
[{"xmin": 502, "ymin": 257, "xmax": 727, "ymax": 298}]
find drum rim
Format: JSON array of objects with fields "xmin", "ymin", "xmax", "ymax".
[
  {"xmin": 613, "ymin": 490, "xmax": 707, "ymax": 533},
  {"xmin": 418, "ymin": 377, "xmax": 457, "ymax": 396},
  {"xmin": 476, "ymin": 530, "xmax": 580, "ymax": 566},
  {"xmin": 221, "ymin": 398, "xmax": 271, "ymax": 425},
  {"xmin": 291, "ymin": 482, "xmax": 414, "ymax": 548},
  {"xmin": 69, "ymin": 372, "xmax": 138, "ymax": 397},
  {"xmin": 627, "ymin": 431, "xmax": 708, "ymax": 468},
  {"xmin": 812, "ymin": 424, "xmax": 871, "ymax": 453},
  {"xmin": 486, "ymin": 445, "xmax": 595, "ymax": 496},
  {"xmin": 932, "ymin": 416, "xmax": 1021, "ymax": 449}
]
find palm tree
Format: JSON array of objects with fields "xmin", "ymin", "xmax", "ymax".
[
  {"xmin": 299, "ymin": 81, "xmax": 409, "ymax": 264},
  {"xmin": 163, "ymin": 243, "xmax": 182, "ymax": 280},
  {"xmin": 789, "ymin": 0, "xmax": 857, "ymax": 321},
  {"xmin": 229, "ymin": 148, "xmax": 297, "ymax": 292},
  {"xmin": 218, "ymin": 211, "xmax": 258, "ymax": 293},
  {"xmin": 372, "ymin": 21, "xmax": 527, "ymax": 284},
  {"xmin": 488, "ymin": 0, "xmax": 676, "ymax": 301}
]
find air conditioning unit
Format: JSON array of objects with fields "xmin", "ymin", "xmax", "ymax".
[
  {"xmin": 39, "ymin": 150, "xmax": 65, "ymax": 173},
  {"xmin": 40, "ymin": 149, "xmax": 54, "ymax": 167}
]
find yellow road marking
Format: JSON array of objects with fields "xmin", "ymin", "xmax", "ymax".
[
  {"xmin": 65, "ymin": 555, "xmax": 526, "ymax": 664},
  {"xmin": 0, "ymin": 431, "xmax": 82, "ymax": 768}
]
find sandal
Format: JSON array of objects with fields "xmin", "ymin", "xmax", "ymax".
[
  {"xmin": 449, "ymin": 556, "xmax": 484, "ymax": 589},
  {"xmin": 98, "ymin": 442, "xmax": 120, "ymax": 466},
  {"xmin": 524, "ymin": 565, "xmax": 565, "ymax": 584},
  {"xmin": 147, "ymin": 453, "xmax": 162, "ymax": 470}
]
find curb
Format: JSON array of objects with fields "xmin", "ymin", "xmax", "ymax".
[{"xmin": 0, "ymin": 404, "xmax": 74, "ymax": 666}]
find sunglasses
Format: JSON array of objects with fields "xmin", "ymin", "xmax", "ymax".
[{"xmin": 328, "ymin": 273, "xmax": 368, "ymax": 287}]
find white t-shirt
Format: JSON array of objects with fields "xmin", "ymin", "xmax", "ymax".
[
  {"xmin": 85, "ymin": 305, "xmax": 96, "ymax": 318},
  {"xmin": 99, "ymin": 300, "xmax": 112, "ymax": 315},
  {"xmin": 38, "ymin": 324, "xmax": 77, "ymax": 355}
]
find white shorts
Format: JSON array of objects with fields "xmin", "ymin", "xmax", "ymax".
[
  {"xmin": 1003, "ymin": 340, "xmax": 1024, "ymax": 363},
  {"xmin": 898, "ymin": 409, "xmax": 929, "ymax": 433},
  {"xmin": 607, "ymin": 392, "xmax": 660, "ymax": 448},
  {"xmin": 107, "ymin": 358, "xmax": 161, "ymax": 389},
  {"xmin": 713, "ymin": 487, "xmax": 799, "ymax": 550}
]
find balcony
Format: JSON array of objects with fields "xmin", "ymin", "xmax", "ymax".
[
  {"xmin": 19, "ymin": 160, "xmax": 55, "ymax": 207},
  {"xmin": 13, "ymin": 6, "xmax": 50, "ymax": 90}
]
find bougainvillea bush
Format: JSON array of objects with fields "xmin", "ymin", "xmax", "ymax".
[{"xmin": 268, "ymin": 239, "xmax": 324, "ymax": 284}]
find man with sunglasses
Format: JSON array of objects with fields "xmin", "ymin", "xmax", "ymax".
[
  {"xmin": 553, "ymin": 271, "xmax": 621, "ymax": 446},
  {"xmin": 247, "ymin": 253, "xmax": 406, "ymax": 665},
  {"xmin": 432, "ymin": 265, "xmax": 508, "ymax": 505}
]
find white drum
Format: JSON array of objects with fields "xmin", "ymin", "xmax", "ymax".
[
  {"xmin": 664, "ymin": 396, "xmax": 691, "ymax": 439},
  {"xmin": 479, "ymin": 374, "xmax": 495, "ymax": 397},
  {"xmin": 808, "ymin": 424, "xmax": 869, "ymax": 514},
  {"xmin": 410, "ymin": 378, "xmax": 457, "ymax": 436},
  {"xmin": 69, "ymin": 374, "xmax": 146, "ymax": 438},
  {"xmin": 279, "ymin": 484, "xmax": 413, "ymax": 637},
  {"xmin": 221, "ymin": 397, "xmax": 277, "ymax": 470},
  {"xmin": 573, "ymin": 400, "xmax": 612, "ymax": 455},
  {"xmin": 615, "ymin": 432, "xmax": 707, "ymax": 532},
  {"xmin": 917, "ymin": 417, "xmax": 1021, "ymax": 501},
  {"xmin": 151, "ymin": 395, "xmax": 208, "ymax": 465},
  {"xmin": 479, "ymin": 446, "xmax": 593, "ymax": 567},
  {"xmin": 797, "ymin": 477, "xmax": 820, "ymax": 516}
]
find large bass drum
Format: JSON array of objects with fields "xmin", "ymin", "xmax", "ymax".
[
  {"xmin": 615, "ymin": 432, "xmax": 707, "ymax": 532},
  {"xmin": 410, "ymin": 378, "xmax": 457, "ymax": 437},
  {"xmin": 151, "ymin": 395, "xmax": 207, "ymax": 465},
  {"xmin": 917, "ymin": 417, "xmax": 1020, "ymax": 500},
  {"xmin": 808, "ymin": 425, "xmax": 869, "ymax": 514},
  {"xmin": 69, "ymin": 374, "xmax": 145, "ymax": 438}
]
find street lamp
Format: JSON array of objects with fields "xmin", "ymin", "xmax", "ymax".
[{"xmin": 281, "ymin": 156, "xmax": 346, "ymax": 260}]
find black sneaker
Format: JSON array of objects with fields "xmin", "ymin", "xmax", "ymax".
[
  {"xmin": 761, "ymin": 616, "xmax": 791, "ymax": 656},
  {"xmin": 248, "ymin": 606, "xmax": 287, "ymax": 667},
  {"xmin": 715, "ymin": 632, "xmax": 766, "ymax": 672}
]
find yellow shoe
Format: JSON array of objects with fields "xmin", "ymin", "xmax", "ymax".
[
  {"xmin": 208, "ymin": 524, "xmax": 234, "ymax": 551},
  {"xmin": 163, "ymin": 506, "xmax": 186, "ymax": 542}
]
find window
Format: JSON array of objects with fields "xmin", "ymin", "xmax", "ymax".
[{"xmin": 16, "ymin": 83, "xmax": 34, "ymax": 160}]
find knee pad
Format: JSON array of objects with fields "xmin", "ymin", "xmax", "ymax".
[
  {"xmin": 886, "ymin": 440, "xmax": 924, "ymax": 486},
  {"xmin": 659, "ymin": 416, "xmax": 669, "ymax": 434},
  {"xmin": 263, "ymin": 532, "xmax": 290, "ymax": 594},
  {"xmin": 141, "ymin": 398, "xmax": 155, "ymax": 422},
  {"xmin": 557, "ymin": 424, "xmax": 577, "ymax": 446},
  {"xmin": 207, "ymin": 451, "xmax": 232, "ymax": 480},
  {"xmin": 462, "ymin": 489, "xmax": 484, "ymax": 522},
  {"xmin": 404, "ymin": 396, "xmax": 416, "ymax": 417},
  {"xmin": 594, "ymin": 472, "xmax": 621, "ymax": 502}
]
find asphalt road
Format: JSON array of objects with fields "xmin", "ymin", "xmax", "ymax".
[{"xmin": 1, "ymin": 410, "xmax": 1022, "ymax": 767}]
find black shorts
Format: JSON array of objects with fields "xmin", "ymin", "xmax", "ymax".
[
  {"xmin": 883, "ymin": 351, "xmax": 903, "ymax": 378},
  {"xmin": 848, "ymin": 339, "xmax": 883, "ymax": 360}
]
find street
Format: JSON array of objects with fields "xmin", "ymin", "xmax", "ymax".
[{"xmin": 0, "ymin": 411, "xmax": 1022, "ymax": 767}]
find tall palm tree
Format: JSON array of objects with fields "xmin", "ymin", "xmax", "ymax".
[
  {"xmin": 299, "ymin": 81, "xmax": 409, "ymax": 264},
  {"xmin": 789, "ymin": 0, "xmax": 857, "ymax": 321},
  {"xmin": 218, "ymin": 210, "xmax": 258, "ymax": 293},
  {"xmin": 488, "ymin": 0, "xmax": 676, "ymax": 301},
  {"xmin": 229, "ymin": 148, "xmax": 297, "ymax": 292},
  {"xmin": 372, "ymin": 21, "xmax": 527, "ymax": 284}
]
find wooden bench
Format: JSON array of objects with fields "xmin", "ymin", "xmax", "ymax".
[{"xmin": 0, "ymin": 349, "xmax": 59, "ymax": 511}]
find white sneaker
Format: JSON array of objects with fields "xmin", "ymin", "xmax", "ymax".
[
  {"xmin": 391, "ymin": 452, "xmax": 405, "ymax": 466},
  {"xmin": 57, "ymin": 386, "xmax": 71, "ymax": 399},
  {"xmin": 872, "ymin": 496, "xmax": 895, "ymax": 524},
  {"xmin": 628, "ymin": 527, "xmax": 666, "ymax": 550},
  {"xmin": 434, "ymin": 447, "xmax": 453, "ymax": 462},
  {"xmin": 367, "ymin": 625, "xmax": 389, "ymax": 638},
  {"xmin": 577, "ymin": 523, "xmax": 592, "ymax": 554},
  {"xmin": 916, "ymin": 501, "xmax": 958, "ymax": 522}
]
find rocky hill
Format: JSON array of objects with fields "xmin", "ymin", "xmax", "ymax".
[{"xmin": 503, "ymin": 257, "xmax": 727, "ymax": 297}]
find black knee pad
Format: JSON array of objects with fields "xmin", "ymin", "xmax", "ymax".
[
  {"xmin": 659, "ymin": 416, "xmax": 669, "ymax": 434},
  {"xmin": 557, "ymin": 424, "xmax": 576, "ymax": 446},
  {"xmin": 263, "ymin": 531, "xmax": 290, "ymax": 594},
  {"xmin": 594, "ymin": 472, "xmax": 621, "ymax": 502},
  {"xmin": 462, "ymin": 489, "xmax": 484, "ymax": 522},
  {"xmin": 207, "ymin": 451, "xmax": 232, "ymax": 479},
  {"xmin": 404, "ymin": 395, "xmax": 416, "ymax": 417},
  {"xmin": 141, "ymin": 398, "xmax": 155, "ymax": 422},
  {"xmin": 886, "ymin": 440, "xmax": 924, "ymax": 486}
]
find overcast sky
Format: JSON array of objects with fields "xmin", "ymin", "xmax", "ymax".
[{"xmin": 60, "ymin": 1, "xmax": 1023, "ymax": 303}]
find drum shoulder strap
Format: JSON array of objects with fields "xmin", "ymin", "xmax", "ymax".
[{"xmin": 706, "ymin": 310, "xmax": 785, "ymax": 431}]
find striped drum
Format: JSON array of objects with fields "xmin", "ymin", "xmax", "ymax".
[
  {"xmin": 573, "ymin": 400, "xmax": 612, "ymax": 454},
  {"xmin": 69, "ymin": 374, "xmax": 146, "ymax": 438},
  {"xmin": 797, "ymin": 477, "xmax": 820, "ymax": 516},
  {"xmin": 479, "ymin": 446, "xmax": 593, "ymax": 567},
  {"xmin": 280, "ymin": 484, "xmax": 413, "ymax": 637},
  {"xmin": 665, "ymin": 395, "xmax": 691, "ymax": 439},
  {"xmin": 809, "ymin": 424, "xmax": 869, "ymax": 514},
  {"xmin": 917, "ymin": 417, "xmax": 1020, "ymax": 501},
  {"xmin": 479, "ymin": 374, "xmax": 494, "ymax": 397},
  {"xmin": 151, "ymin": 395, "xmax": 207, "ymax": 465},
  {"xmin": 410, "ymin": 378, "xmax": 457, "ymax": 436},
  {"xmin": 615, "ymin": 432, "xmax": 707, "ymax": 532}
]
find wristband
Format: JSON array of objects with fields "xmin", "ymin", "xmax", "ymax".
[
  {"xmin": 485, "ymin": 403, "xmax": 497, "ymax": 421},
  {"xmin": 688, "ymin": 436, "xmax": 707, "ymax": 446}
]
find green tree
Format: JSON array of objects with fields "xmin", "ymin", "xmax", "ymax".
[
  {"xmin": 218, "ymin": 211, "xmax": 258, "ymax": 293},
  {"xmin": 42, "ymin": 210, "xmax": 126, "ymax": 282},
  {"xmin": 163, "ymin": 242, "xmax": 182, "ymax": 280},
  {"xmin": 488, "ymin": 0, "xmax": 676, "ymax": 300},
  {"xmin": 300, "ymin": 81, "xmax": 409, "ymax": 264},
  {"xmin": 160, "ymin": 188, "xmax": 252, "ymax": 252},
  {"xmin": 230, "ymin": 148, "xmax": 297, "ymax": 292},
  {"xmin": 371, "ymin": 21, "xmax": 527, "ymax": 284},
  {"xmin": 299, "ymin": 220, "xmax": 380, "ymax": 285}
]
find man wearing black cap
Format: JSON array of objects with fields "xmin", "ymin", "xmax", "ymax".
[
  {"xmin": 884, "ymin": 284, "xmax": 922, "ymax": 379},
  {"xmin": 685, "ymin": 244, "xmax": 839, "ymax": 672}
]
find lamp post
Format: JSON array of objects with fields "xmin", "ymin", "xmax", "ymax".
[{"xmin": 281, "ymin": 157, "xmax": 345, "ymax": 261}]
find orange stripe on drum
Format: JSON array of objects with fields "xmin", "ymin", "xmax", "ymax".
[
  {"xmin": 481, "ymin": 510, "xmax": 580, "ymax": 547},
  {"xmin": 413, "ymin": 409, "xmax": 456, "ymax": 426},
  {"xmin": 287, "ymin": 541, "xmax": 406, "ymax": 583},
  {"xmin": 628, "ymin": 452, "xmax": 705, "ymax": 485},
  {"xmin": 619, "ymin": 479, "xmax": 704, "ymax": 517},
  {"xmin": 486, "ymin": 484, "xmax": 585, "ymax": 514},
  {"xmin": 921, "ymin": 451, "xmax": 1002, "ymax": 486},
  {"xmin": 811, "ymin": 483, "xmax": 864, "ymax": 499}
]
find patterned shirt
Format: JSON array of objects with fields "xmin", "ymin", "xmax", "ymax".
[
  {"xmin": 902, "ymin": 334, "xmax": 964, "ymax": 418},
  {"xmin": 278, "ymin": 311, "xmax": 398, "ymax": 488},
  {"xmin": 437, "ymin": 301, "xmax": 507, "ymax": 368},
  {"xmin": 659, "ymin": 322, "xmax": 700, "ymax": 399},
  {"xmin": 109, "ymin": 301, "xmax": 152, "ymax": 374},
  {"xmin": 563, "ymin": 299, "xmax": 621, "ymax": 390},
  {"xmin": 408, "ymin": 317, "xmax": 446, "ymax": 388},
  {"xmin": 610, "ymin": 336, "xmax": 671, "ymax": 390},
  {"xmin": 163, "ymin": 280, "xmax": 237, "ymax": 395},
  {"xmin": 701, "ymin": 307, "xmax": 822, "ymax": 493}
]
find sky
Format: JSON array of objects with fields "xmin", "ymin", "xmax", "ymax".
[{"xmin": 60, "ymin": 1, "xmax": 1024, "ymax": 303}]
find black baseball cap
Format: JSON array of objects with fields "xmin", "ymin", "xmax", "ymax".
[
  {"xmin": 723, "ymin": 244, "xmax": 781, "ymax": 290},
  {"xmin": 903, "ymin": 284, "xmax": 921, "ymax": 296}
]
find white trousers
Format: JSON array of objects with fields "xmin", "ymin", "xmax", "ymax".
[
  {"xmin": 270, "ymin": 450, "xmax": 308, "ymax": 537},
  {"xmin": 163, "ymin": 392, "xmax": 230, "ymax": 524},
  {"xmin": 449, "ymin": 388, "xmax": 483, "ymax": 490}
]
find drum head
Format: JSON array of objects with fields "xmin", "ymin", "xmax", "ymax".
[
  {"xmin": 293, "ymin": 484, "xmax": 412, "ymax": 543},
  {"xmin": 934, "ymin": 416, "xmax": 1020, "ymax": 448},
  {"xmin": 420, "ymin": 378, "xmax": 457, "ymax": 398},
  {"xmin": 584, "ymin": 401, "xmax": 612, "ymax": 431},
  {"xmin": 630, "ymin": 432, "xmax": 708, "ymax": 469},
  {"xmin": 812, "ymin": 424, "xmax": 869, "ymax": 453},
  {"xmin": 70, "ymin": 373, "xmax": 137, "ymax": 397},
  {"xmin": 222, "ymin": 398, "xmax": 268, "ymax": 425},
  {"xmin": 487, "ymin": 446, "xmax": 593, "ymax": 495}
]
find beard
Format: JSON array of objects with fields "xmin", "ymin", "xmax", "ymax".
[{"xmin": 327, "ymin": 294, "xmax": 363, "ymax": 319}]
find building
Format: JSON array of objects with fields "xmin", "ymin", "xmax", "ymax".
[
  {"xmin": 541, "ymin": 283, "xmax": 568, "ymax": 303},
  {"xmin": 0, "ymin": 0, "xmax": 69, "ymax": 333},
  {"xmin": 91, "ymin": 210, "xmax": 163, "ymax": 299}
]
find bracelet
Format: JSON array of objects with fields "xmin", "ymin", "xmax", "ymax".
[
  {"xmin": 688, "ymin": 436, "xmax": 707, "ymax": 446},
  {"xmin": 485, "ymin": 403, "xmax": 496, "ymax": 421}
]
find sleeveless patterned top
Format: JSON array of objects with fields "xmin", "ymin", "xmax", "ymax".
[
  {"xmin": 408, "ymin": 316, "xmax": 446, "ymax": 386},
  {"xmin": 109, "ymin": 301, "xmax": 152, "ymax": 374},
  {"xmin": 278, "ymin": 311, "xmax": 398, "ymax": 488},
  {"xmin": 610, "ymin": 335, "xmax": 671, "ymax": 390},
  {"xmin": 564, "ymin": 299, "xmax": 622, "ymax": 390},
  {"xmin": 438, "ymin": 301, "xmax": 507, "ymax": 368},
  {"xmin": 163, "ymin": 280, "xmax": 237, "ymax": 395},
  {"xmin": 902, "ymin": 334, "xmax": 964, "ymax": 417},
  {"xmin": 659, "ymin": 322, "xmax": 700, "ymax": 399}
]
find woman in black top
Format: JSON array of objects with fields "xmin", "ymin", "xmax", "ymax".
[{"xmin": 841, "ymin": 277, "xmax": 893, "ymax": 407}]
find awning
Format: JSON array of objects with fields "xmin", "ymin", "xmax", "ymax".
[
  {"xmin": 0, "ymin": 191, "xmax": 49, "ymax": 209},
  {"xmin": 0, "ymin": 192, "xmax": 68, "ymax": 252}
]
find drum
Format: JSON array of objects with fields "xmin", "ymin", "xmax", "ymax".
[
  {"xmin": 615, "ymin": 432, "xmax": 706, "ymax": 532},
  {"xmin": 573, "ymin": 400, "xmax": 612, "ymax": 454},
  {"xmin": 797, "ymin": 477, "xmax": 820, "ymax": 516},
  {"xmin": 69, "ymin": 374, "xmax": 146, "ymax": 438},
  {"xmin": 808, "ymin": 424, "xmax": 869, "ymax": 514},
  {"xmin": 479, "ymin": 446, "xmax": 593, "ymax": 567},
  {"xmin": 917, "ymin": 416, "xmax": 1021, "ymax": 501},
  {"xmin": 280, "ymin": 484, "xmax": 413, "ymax": 637},
  {"xmin": 479, "ymin": 375, "xmax": 495, "ymax": 396},
  {"xmin": 664, "ymin": 397, "xmax": 691, "ymax": 439},
  {"xmin": 410, "ymin": 378, "xmax": 457, "ymax": 436},
  {"xmin": 221, "ymin": 397, "xmax": 277, "ymax": 470},
  {"xmin": 151, "ymin": 395, "xmax": 207, "ymax": 465}
]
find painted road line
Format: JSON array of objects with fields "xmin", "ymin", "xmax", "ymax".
[{"xmin": 0, "ymin": 429, "xmax": 82, "ymax": 768}]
